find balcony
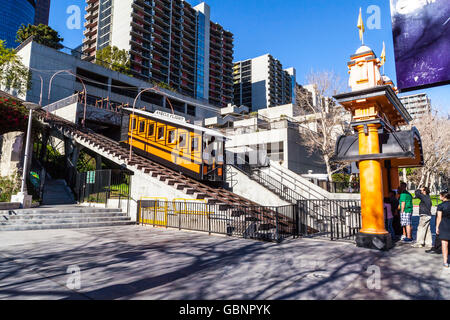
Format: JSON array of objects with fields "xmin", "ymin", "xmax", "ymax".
[
  {"xmin": 85, "ymin": 1, "xmax": 99, "ymax": 14},
  {"xmin": 132, "ymin": 2, "xmax": 154, "ymax": 17},
  {"xmin": 181, "ymin": 73, "xmax": 194, "ymax": 84},
  {"xmin": 83, "ymin": 36, "xmax": 96, "ymax": 46},
  {"xmin": 154, "ymin": 4, "xmax": 170, "ymax": 18},
  {"xmin": 83, "ymin": 45, "xmax": 96, "ymax": 54},
  {"xmin": 131, "ymin": 20, "xmax": 152, "ymax": 32},
  {"xmin": 154, "ymin": 23, "xmax": 170, "ymax": 37},
  {"xmin": 154, "ymin": 14, "xmax": 170, "ymax": 27},
  {"xmin": 181, "ymin": 63, "xmax": 194, "ymax": 75}
]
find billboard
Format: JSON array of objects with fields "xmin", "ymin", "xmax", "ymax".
[{"xmin": 390, "ymin": 0, "xmax": 450, "ymax": 92}]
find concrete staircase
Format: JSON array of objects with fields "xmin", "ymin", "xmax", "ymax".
[
  {"xmin": 42, "ymin": 180, "xmax": 76, "ymax": 205},
  {"xmin": 0, "ymin": 206, "xmax": 134, "ymax": 231}
]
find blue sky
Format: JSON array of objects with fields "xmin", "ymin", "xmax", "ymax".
[{"xmin": 49, "ymin": 0, "xmax": 449, "ymax": 114}]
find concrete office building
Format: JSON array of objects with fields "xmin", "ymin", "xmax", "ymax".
[
  {"xmin": 233, "ymin": 54, "xmax": 296, "ymax": 111},
  {"xmin": 206, "ymin": 103, "xmax": 327, "ymax": 175},
  {"xmin": 82, "ymin": 0, "xmax": 233, "ymax": 108},
  {"xmin": 0, "ymin": 0, "xmax": 36, "ymax": 48},
  {"xmin": 399, "ymin": 93, "xmax": 431, "ymax": 120},
  {"xmin": 13, "ymin": 40, "xmax": 222, "ymax": 125},
  {"xmin": 35, "ymin": 0, "xmax": 51, "ymax": 25}
]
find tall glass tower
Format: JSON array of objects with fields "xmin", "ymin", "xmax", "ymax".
[
  {"xmin": 35, "ymin": 0, "xmax": 51, "ymax": 26},
  {"xmin": 0, "ymin": 0, "xmax": 36, "ymax": 48}
]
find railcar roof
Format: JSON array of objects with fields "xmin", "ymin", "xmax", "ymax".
[{"xmin": 124, "ymin": 108, "xmax": 226, "ymax": 138}]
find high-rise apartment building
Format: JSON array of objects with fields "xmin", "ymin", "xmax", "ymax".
[
  {"xmin": 0, "ymin": 0, "xmax": 36, "ymax": 48},
  {"xmin": 82, "ymin": 0, "xmax": 234, "ymax": 108},
  {"xmin": 233, "ymin": 54, "xmax": 295, "ymax": 111},
  {"xmin": 35, "ymin": 0, "xmax": 51, "ymax": 25},
  {"xmin": 400, "ymin": 93, "xmax": 431, "ymax": 120}
]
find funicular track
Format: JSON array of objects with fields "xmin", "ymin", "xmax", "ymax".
[{"xmin": 35, "ymin": 110, "xmax": 296, "ymax": 240}]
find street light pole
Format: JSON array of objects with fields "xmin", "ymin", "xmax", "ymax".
[
  {"xmin": 38, "ymin": 75, "xmax": 43, "ymax": 106},
  {"xmin": 20, "ymin": 107, "xmax": 34, "ymax": 194},
  {"xmin": 48, "ymin": 70, "xmax": 87, "ymax": 127},
  {"xmin": 11, "ymin": 102, "xmax": 41, "ymax": 208}
]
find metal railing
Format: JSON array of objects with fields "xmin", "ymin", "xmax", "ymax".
[
  {"xmin": 262, "ymin": 161, "xmax": 328, "ymax": 200},
  {"xmin": 44, "ymin": 94, "xmax": 79, "ymax": 113},
  {"xmin": 251, "ymin": 169, "xmax": 306, "ymax": 203},
  {"xmin": 298, "ymin": 199, "xmax": 361, "ymax": 241},
  {"xmin": 44, "ymin": 93, "xmax": 125, "ymax": 114},
  {"xmin": 74, "ymin": 169, "xmax": 132, "ymax": 215},
  {"xmin": 137, "ymin": 198, "xmax": 362, "ymax": 243},
  {"xmin": 138, "ymin": 200, "xmax": 299, "ymax": 243},
  {"xmin": 229, "ymin": 155, "xmax": 362, "ymax": 237}
]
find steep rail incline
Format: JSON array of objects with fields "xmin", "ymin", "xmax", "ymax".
[{"xmin": 35, "ymin": 110, "xmax": 295, "ymax": 233}]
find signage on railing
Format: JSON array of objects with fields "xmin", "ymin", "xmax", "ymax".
[{"xmin": 86, "ymin": 171, "xmax": 95, "ymax": 184}]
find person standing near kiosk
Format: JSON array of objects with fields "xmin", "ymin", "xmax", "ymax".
[
  {"xmin": 398, "ymin": 182, "xmax": 414, "ymax": 242},
  {"xmin": 413, "ymin": 186, "xmax": 432, "ymax": 248}
]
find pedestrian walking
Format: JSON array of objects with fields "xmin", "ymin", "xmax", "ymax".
[
  {"xmin": 398, "ymin": 182, "xmax": 414, "ymax": 242},
  {"xmin": 436, "ymin": 191, "xmax": 450, "ymax": 268},
  {"xmin": 412, "ymin": 186, "xmax": 432, "ymax": 248},
  {"xmin": 384, "ymin": 197, "xmax": 395, "ymax": 240}
]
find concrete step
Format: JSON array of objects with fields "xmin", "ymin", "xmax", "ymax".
[
  {"xmin": 42, "ymin": 179, "xmax": 76, "ymax": 206},
  {"xmin": 2, "ymin": 212, "xmax": 129, "ymax": 221},
  {"xmin": 0, "ymin": 207, "xmax": 121, "ymax": 215},
  {"xmin": 0, "ymin": 205, "xmax": 132, "ymax": 231},
  {"xmin": 0, "ymin": 216, "xmax": 131, "ymax": 226},
  {"xmin": 0, "ymin": 212, "xmax": 127, "ymax": 223},
  {"xmin": 0, "ymin": 220, "xmax": 135, "ymax": 231}
]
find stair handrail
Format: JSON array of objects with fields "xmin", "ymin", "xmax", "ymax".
[
  {"xmin": 43, "ymin": 94, "xmax": 79, "ymax": 113},
  {"xmin": 263, "ymin": 160, "xmax": 329, "ymax": 200}
]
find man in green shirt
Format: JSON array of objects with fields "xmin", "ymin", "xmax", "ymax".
[{"xmin": 398, "ymin": 182, "xmax": 414, "ymax": 242}]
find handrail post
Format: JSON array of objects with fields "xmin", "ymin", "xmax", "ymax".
[
  {"xmin": 208, "ymin": 203, "xmax": 211, "ymax": 235},
  {"xmin": 178, "ymin": 204, "xmax": 181, "ymax": 230},
  {"xmin": 275, "ymin": 207, "xmax": 280, "ymax": 243}
]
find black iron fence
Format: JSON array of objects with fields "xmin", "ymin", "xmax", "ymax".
[
  {"xmin": 137, "ymin": 198, "xmax": 362, "ymax": 243},
  {"xmin": 73, "ymin": 169, "xmax": 132, "ymax": 214},
  {"xmin": 298, "ymin": 199, "xmax": 362, "ymax": 241},
  {"xmin": 138, "ymin": 200, "xmax": 299, "ymax": 243}
]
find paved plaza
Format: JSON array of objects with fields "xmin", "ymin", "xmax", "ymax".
[{"xmin": 0, "ymin": 218, "xmax": 449, "ymax": 300}]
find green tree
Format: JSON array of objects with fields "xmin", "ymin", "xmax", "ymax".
[
  {"xmin": 151, "ymin": 81, "xmax": 178, "ymax": 93},
  {"xmin": 0, "ymin": 40, "xmax": 31, "ymax": 95},
  {"xmin": 95, "ymin": 46, "xmax": 131, "ymax": 75},
  {"xmin": 16, "ymin": 24, "xmax": 64, "ymax": 50}
]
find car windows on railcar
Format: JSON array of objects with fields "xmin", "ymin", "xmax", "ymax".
[
  {"xmin": 139, "ymin": 120, "xmax": 145, "ymax": 134},
  {"xmin": 157, "ymin": 126, "xmax": 165, "ymax": 140},
  {"xmin": 148, "ymin": 123, "xmax": 155, "ymax": 137},
  {"xmin": 178, "ymin": 132, "xmax": 187, "ymax": 149},
  {"xmin": 168, "ymin": 130, "xmax": 177, "ymax": 144}
]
